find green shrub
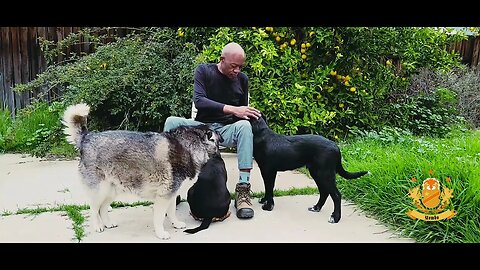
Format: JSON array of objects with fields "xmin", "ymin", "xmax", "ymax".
[
  {"xmin": 14, "ymin": 28, "xmax": 199, "ymax": 132},
  {"xmin": 4, "ymin": 101, "xmax": 68, "ymax": 157},
  {"xmin": 0, "ymin": 109, "xmax": 12, "ymax": 152},
  {"xmin": 443, "ymin": 66, "xmax": 480, "ymax": 128},
  {"xmin": 197, "ymin": 27, "xmax": 465, "ymax": 139}
]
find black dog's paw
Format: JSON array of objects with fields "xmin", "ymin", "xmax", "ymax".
[
  {"xmin": 259, "ymin": 197, "xmax": 267, "ymax": 204},
  {"xmin": 328, "ymin": 213, "xmax": 341, "ymax": 223},
  {"xmin": 261, "ymin": 201, "xmax": 274, "ymax": 211},
  {"xmin": 308, "ymin": 205, "xmax": 321, "ymax": 212}
]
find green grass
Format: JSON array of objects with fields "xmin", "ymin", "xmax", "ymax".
[
  {"xmin": 332, "ymin": 127, "xmax": 480, "ymax": 243},
  {"xmin": 0, "ymin": 101, "xmax": 77, "ymax": 158},
  {"xmin": 0, "ymin": 109, "xmax": 12, "ymax": 152},
  {"xmin": 63, "ymin": 205, "xmax": 87, "ymax": 242}
]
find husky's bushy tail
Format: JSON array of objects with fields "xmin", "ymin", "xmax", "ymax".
[{"xmin": 61, "ymin": 103, "xmax": 90, "ymax": 148}]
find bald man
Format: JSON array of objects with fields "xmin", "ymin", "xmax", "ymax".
[{"xmin": 164, "ymin": 42, "xmax": 261, "ymax": 219}]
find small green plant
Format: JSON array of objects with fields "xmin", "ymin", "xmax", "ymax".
[
  {"xmin": 64, "ymin": 205, "xmax": 86, "ymax": 242},
  {"xmin": 0, "ymin": 109, "xmax": 12, "ymax": 152}
]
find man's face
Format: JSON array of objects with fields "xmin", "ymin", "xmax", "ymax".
[{"xmin": 221, "ymin": 55, "xmax": 245, "ymax": 80}]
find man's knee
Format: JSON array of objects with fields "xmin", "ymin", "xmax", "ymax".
[
  {"xmin": 163, "ymin": 116, "xmax": 185, "ymax": 132},
  {"xmin": 236, "ymin": 120, "xmax": 252, "ymax": 134}
]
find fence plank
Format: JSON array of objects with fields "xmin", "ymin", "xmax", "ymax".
[
  {"xmin": 0, "ymin": 27, "xmax": 5, "ymax": 108},
  {"xmin": 19, "ymin": 27, "xmax": 31, "ymax": 108},
  {"xmin": 473, "ymin": 37, "xmax": 480, "ymax": 67},
  {"xmin": 3, "ymin": 28, "xmax": 15, "ymax": 115}
]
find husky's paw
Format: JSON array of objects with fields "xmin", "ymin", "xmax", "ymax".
[
  {"xmin": 172, "ymin": 221, "xmax": 186, "ymax": 229},
  {"xmin": 94, "ymin": 225, "xmax": 105, "ymax": 233},
  {"xmin": 155, "ymin": 230, "xmax": 171, "ymax": 240}
]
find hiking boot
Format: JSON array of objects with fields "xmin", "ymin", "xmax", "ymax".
[{"xmin": 235, "ymin": 183, "xmax": 254, "ymax": 219}]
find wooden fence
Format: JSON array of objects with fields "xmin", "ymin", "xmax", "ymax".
[
  {"xmin": 1, "ymin": 27, "xmax": 480, "ymax": 115},
  {"xmin": 449, "ymin": 35, "xmax": 480, "ymax": 67},
  {"xmin": 1, "ymin": 27, "xmax": 82, "ymax": 115},
  {"xmin": 0, "ymin": 27, "xmax": 131, "ymax": 116}
]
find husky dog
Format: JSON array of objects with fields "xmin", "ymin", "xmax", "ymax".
[{"xmin": 62, "ymin": 103, "xmax": 222, "ymax": 240}]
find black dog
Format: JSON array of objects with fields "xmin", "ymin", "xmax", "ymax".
[
  {"xmin": 184, "ymin": 152, "xmax": 231, "ymax": 234},
  {"xmin": 250, "ymin": 115, "xmax": 368, "ymax": 223}
]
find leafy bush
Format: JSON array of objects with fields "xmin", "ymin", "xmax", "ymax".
[
  {"xmin": 385, "ymin": 67, "xmax": 479, "ymax": 135},
  {"xmin": 442, "ymin": 66, "xmax": 480, "ymax": 128},
  {"xmin": 386, "ymin": 88, "xmax": 459, "ymax": 136},
  {"xmin": 1, "ymin": 101, "xmax": 70, "ymax": 157},
  {"xmin": 197, "ymin": 27, "xmax": 465, "ymax": 138},
  {"xmin": 14, "ymin": 28, "xmax": 199, "ymax": 132}
]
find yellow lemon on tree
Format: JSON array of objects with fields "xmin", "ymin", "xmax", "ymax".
[
  {"xmin": 306, "ymin": 42, "xmax": 311, "ymax": 48},
  {"xmin": 290, "ymin": 39, "xmax": 296, "ymax": 45},
  {"xmin": 301, "ymin": 43, "xmax": 306, "ymax": 48},
  {"xmin": 275, "ymin": 36, "xmax": 281, "ymax": 42}
]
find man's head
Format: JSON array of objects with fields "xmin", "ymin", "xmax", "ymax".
[{"xmin": 217, "ymin": 42, "xmax": 245, "ymax": 80}]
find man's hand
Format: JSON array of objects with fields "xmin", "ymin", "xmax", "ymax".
[{"xmin": 224, "ymin": 105, "xmax": 261, "ymax": 120}]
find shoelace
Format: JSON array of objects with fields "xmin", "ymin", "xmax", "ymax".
[{"xmin": 236, "ymin": 188, "xmax": 253, "ymax": 206}]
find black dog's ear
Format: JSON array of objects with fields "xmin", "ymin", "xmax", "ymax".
[{"xmin": 261, "ymin": 113, "xmax": 267, "ymax": 125}]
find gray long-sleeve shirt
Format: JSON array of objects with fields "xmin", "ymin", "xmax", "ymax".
[{"xmin": 193, "ymin": 63, "xmax": 249, "ymax": 124}]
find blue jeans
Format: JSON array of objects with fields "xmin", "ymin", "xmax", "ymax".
[{"xmin": 163, "ymin": 116, "xmax": 254, "ymax": 174}]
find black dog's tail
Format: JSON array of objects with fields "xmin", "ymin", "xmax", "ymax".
[
  {"xmin": 184, "ymin": 218, "xmax": 213, "ymax": 234},
  {"xmin": 336, "ymin": 154, "xmax": 369, "ymax": 180},
  {"xmin": 61, "ymin": 103, "xmax": 90, "ymax": 149}
]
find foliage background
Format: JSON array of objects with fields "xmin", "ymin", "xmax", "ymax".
[{"xmin": 7, "ymin": 26, "xmax": 475, "ymax": 157}]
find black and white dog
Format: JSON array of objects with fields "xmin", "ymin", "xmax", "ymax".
[
  {"xmin": 250, "ymin": 114, "xmax": 368, "ymax": 223},
  {"xmin": 184, "ymin": 152, "xmax": 231, "ymax": 234},
  {"xmin": 62, "ymin": 103, "xmax": 222, "ymax": 240}
]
